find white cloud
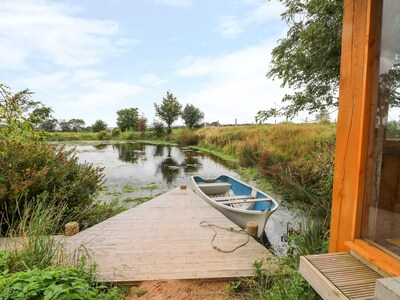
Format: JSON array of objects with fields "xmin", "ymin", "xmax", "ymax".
[
  {"xmin": 154, "ymin": 0, "xmax": 192, "ymax": 7},
  {"xmin": 0, "ymin": 0, "xmax": 137, "ymax": 69},
  {"xmin": 217, "ymin": 1, "xmax": 285, "ymax": 39},
  {"xmin": 218, "ymin": 16, "xmax": 244, "ymax": 39},
  {"xmin": 174, "ymin": 39, "xmax": 292, "ymax": 124},
  {"xmin": 69, "ymin": 81, "xmax": 143, "ymax": 110},
  {"xmin": 139, "ymin": 73, "xmax": 169, "ymax": 86}
]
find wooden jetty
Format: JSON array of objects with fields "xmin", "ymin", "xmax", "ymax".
[{"xmin": 67, "ymin": 188, "xmax": 275, "ymax": 282}]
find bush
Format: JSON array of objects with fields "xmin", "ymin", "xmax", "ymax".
[
  {"xmin": 0, "ymin": 138, "xmax": 104, "ymax": 234},
  {"xmin": 153, "ymin": 121, "xmax": 165, "ymax": 138},
  {"xmin": 112, "ymin": 128, "xmax": 121, "ymax": 137},
  {"xmin": 97, "ymin": 130, "xmax": 109, "ymax": 140},
  {"xmin": 0, "ymin": 266, "xmax": 125, "ymax": 300}
]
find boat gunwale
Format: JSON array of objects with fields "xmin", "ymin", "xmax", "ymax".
[{"xmin": 191, "ymin": 175, "xmax": 279, "ymax": 215}]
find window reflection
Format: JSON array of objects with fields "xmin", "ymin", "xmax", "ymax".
[{"xmin": 363, "ymin": 0, "xmax": 400, "ymax": 257}]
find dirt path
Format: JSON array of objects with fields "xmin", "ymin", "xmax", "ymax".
[{"xmin": 126, "ymin": 279, "xmax": 246, "ymax": 300}]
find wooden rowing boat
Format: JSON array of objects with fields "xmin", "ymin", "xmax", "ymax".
[{"xmin": 191, "ymin": 175, "xmax": 279, "ymax": 238}]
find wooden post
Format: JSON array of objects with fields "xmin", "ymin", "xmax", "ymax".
[
  {"xmin": 246, "ymin": 222, "xmax": 258, "ymax": 237},
  {"xmin": 65, "ymin": 222, "xmax": 79, "ymax": 236},
  {"xmin": 180, "ymin": 184, "xmax": 187, "ymax": 190}
]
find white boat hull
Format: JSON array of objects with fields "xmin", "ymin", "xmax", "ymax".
[{"xmin": 191, "ymin": 175, "xmax": 279, "ymax": 238}]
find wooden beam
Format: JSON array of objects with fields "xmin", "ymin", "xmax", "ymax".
[
  {"xmin": 217, "ymin": 198, "xmax": 271, "ymax": 205},
  {"xmin": 329, "ymin": 0, "xmax": 379, "ymax": 252},
  {"xmin": 214, "ymin": 195, "xmax": 253, "ymax": 201},
  {"xmin": 346, "ymin": 239, "xmax": 400, "ymax": 277}
]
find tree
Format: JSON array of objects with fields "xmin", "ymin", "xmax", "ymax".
[
  {"xmin": 257, "ymin": 0, "xmax": 343, "ymax": 121},
  {"xmin": 59, "ymin": 119, "xmax": 71, "ymax": 132},
  {"xmin": 181, "ymin": 104, "xmax": 204, "ymax": 129},
  {"xmin": 0, "ymin": 84, "xmax": 43, "ymax": 140},
  {"xmin": 91, "ymin": 119, "xmax": 108, "ymax": 132},
  {"xmin": 137, "ymin": 114, "xmax": 147, "ymax": 137},
  {"xmin": 154, "ymin": 91, "xmax": 182, "ymax": 134},
  {"xmin": 69, "ymin": 119, "xmax": 85, "ymax": 132},
  {"xmin": 116, "ymin": 108, "xmax": 139, "ymax": 132},
  {"xmin": 30, "ymin": 106, "xmax": 58, "ymax": 132},
  {"xmin": 0, "ymin": 84, "xmax": 40, "ymax": 124}
]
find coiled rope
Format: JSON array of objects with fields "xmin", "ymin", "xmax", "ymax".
[{"xmin": 199, "ymin": 221, "xmax": 251, "ymax": 253}]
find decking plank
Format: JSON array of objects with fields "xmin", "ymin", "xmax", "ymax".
[
  {"xmin": 67, "ymin": 188, "xmax": 275, "ymax": 282},
  {"xmin": 300, "ymin": 253, "xmax": 383, "ymax": 299}
]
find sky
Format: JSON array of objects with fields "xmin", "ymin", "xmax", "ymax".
[{"xmin": 0, "ymin": 0, "xmax": 296, "ymax": 127}]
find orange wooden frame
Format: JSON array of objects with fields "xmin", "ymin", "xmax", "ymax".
[{"xmin": 329, "ymin": 0, "xmax": 400, "ymax": 275}]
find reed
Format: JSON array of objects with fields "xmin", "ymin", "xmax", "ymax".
[{"xmin": 2, "ymin": 194, "xmax": 77, "ymax": 272}]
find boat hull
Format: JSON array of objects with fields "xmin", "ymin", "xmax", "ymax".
[{"xmin": 191, "ymin": 175, "xmax": 279, "ymax": 238}]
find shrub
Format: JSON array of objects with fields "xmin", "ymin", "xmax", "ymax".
[
  {"xmin": 112, "ymin": 127, "xmax": 121, "ymax": 137},
  {"xmin": 153, "ymin": 120, "xmax": 165, "ymax": 138},
  {"xmin": 69, "ymin": 200, "xmax": 126, "ymax": 231},
  {"xmin": 97, "ymin": 130, "xmax": 109, "ymax": 140},
  {"xmin": 0, "ymin": 266, "xmax": 125, "ymax": 300},
  {"xmin": 0, "ymin": 138, "xmax": 104, "ymax": 234}
]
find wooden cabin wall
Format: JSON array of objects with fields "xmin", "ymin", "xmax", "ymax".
[{"xmin": 329, "ymin": 0, "xmax": 378, "ymax": 252}]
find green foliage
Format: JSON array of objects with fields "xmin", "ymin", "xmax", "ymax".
[
  {"xmin": 91, "ymin": 120, "xmax": 108, "ymax": 132},
  {"xmin": 116, "ymin": 107, "xmax": 139, "ymax": 132},
  {"xmin": 152, "ymin": 120, "xmax": 165, "ymax": 137},
  {"xmin": 0, "ymin": 84, "xmax": 44, "ymax": 141},
  {"xmin": 29, "ymin": 105, "xmax": 58, "ymax": 132},
  {"xmin": 135, "ymin": 288, "xmax": 148, "ymax": 297},
  {"xmin": 181, "ymin": 104, "xmax": 204, "ymax": 129},
  {"xmin": 70, "ymin": 200, "xmax": 126, "ymax": 230},
  {"xmin": 257, "ymin": 0, "xmax": 343, "ymax": 120},
  {"xmin": 2, "ymin": 195, "xmax": 67, "ymax": 272},
  {"xmin": 285, "ymin": 221, "xmax": 329, "ymax": 262},
  {"xmin": 154, "ymin": 91, "xmax": 182, "ymax": 133},
  {"xmin": 176, "ymin": 132, "xmax": 200, "ymax": 147},
  {"xmin": 97, "ymin": 130, "xmax": 109, "ymax": 140},
  {"xmin": 0, "ymin": 266, "xmax": 125, "ymax": 300},
  {"xmin": 0, "ymin": 139, "xmax": 104, "ymax": 234},
  {"xmin": 246, "ymin": 258, "xmax": 320, "ymax": 299},
  {"xmin": 59, "ymin": 119, "xmax": 86, "ymax": 132},
  {"xmin": 112, "ymin": 127, "xmax": 121, "ymax": 137},
  {"xmin": 137, "ymin": 114, "xmax": 148, "ymax": 137}
]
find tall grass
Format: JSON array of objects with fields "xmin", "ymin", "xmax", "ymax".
[{"xmin": 1, "ymin": 194, "xmax": 76, "ymax": 272}]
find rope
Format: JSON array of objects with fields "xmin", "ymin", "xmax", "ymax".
[{"xmin": 200, "ymin": 221, "xmax": 251, "ymax": 253}]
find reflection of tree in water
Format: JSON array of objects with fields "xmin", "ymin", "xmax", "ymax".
[
  {"xmin": 153, "ymin": 144, "xmax": 165, "ymax": 157},
  {"xmin": 183, "ymin": 153, "xmax": 201, "ymax": 173},
  {"xmin": 113, "ymin": 143, "xmax": 146, "ymax": 164},
  {"xmin": 157, "ymin": 157, "xmax": 181, "ymax": 183},
  {"xmin": 93, "ymin": 144, "xmax": 108, "ymax": 150}
]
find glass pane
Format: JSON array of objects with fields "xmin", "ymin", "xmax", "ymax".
[{"xmin": 364, "ymin": 0, "xmax": 400, "ymax": 257}]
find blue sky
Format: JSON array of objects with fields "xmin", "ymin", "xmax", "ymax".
[{"xmin": 0, "ymin": 0, "xmax": 294, "ymax": 127}]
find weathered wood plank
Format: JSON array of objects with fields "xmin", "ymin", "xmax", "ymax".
[
  {"xmin": 66, "ymin": 188, "xmax": 275, "ymax": 282},
  {"xmin": 300, "ymin": 253, "xmax": 383, "ymax": 300}
]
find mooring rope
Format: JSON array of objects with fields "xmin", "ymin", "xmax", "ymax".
[{"xmin": 199, "ymin": 221, "xmax": 250, "ymax": 253}]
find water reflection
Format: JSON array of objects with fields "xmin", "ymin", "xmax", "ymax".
[
  {"xmin": 68, "ymin": 141, "xmax": 300, "ymax": 255},
  {"xmin": 153, "ymin": 144, "xmax": 165, "ymax": 157},
  {"xmin": 157, "ymin": 156, "xmax": 181, "ymax": 183},
  {"xmin": 112, "ymin": 143, "xmax": 145, "ymax": 164}
]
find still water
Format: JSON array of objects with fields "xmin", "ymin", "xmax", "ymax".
[{"xmin": 68, "ymin": 141, "xmax": 301, "ymax": 255}]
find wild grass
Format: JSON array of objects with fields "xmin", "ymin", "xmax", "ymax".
[
  {"xmin": 1, "ymin": 194, "xmax": 70, "ymax": 272},
  {"xmin": 0, "ymin": 195, "xmax": 126, "ymax": 299}
]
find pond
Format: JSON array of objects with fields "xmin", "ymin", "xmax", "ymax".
[{"xmin": 67, "ymin": 141, "xmax": 302, "ymax": 255}]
